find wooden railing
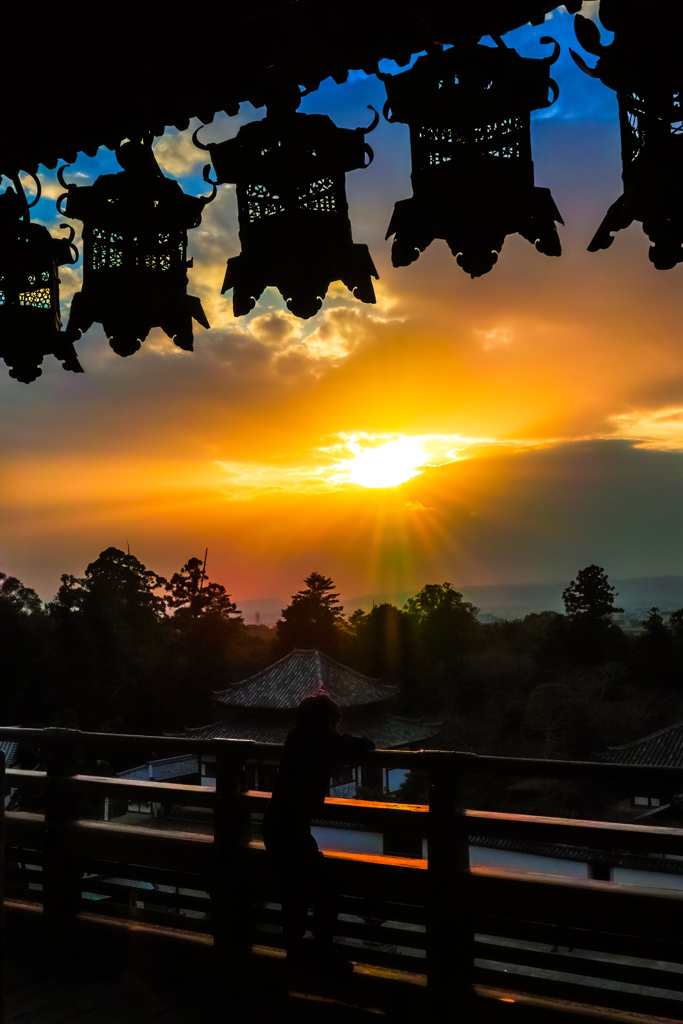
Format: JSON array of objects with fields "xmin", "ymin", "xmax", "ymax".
[{"xmin": 4, "ymin": 726, "xmax": 683, "ymax": 1021}]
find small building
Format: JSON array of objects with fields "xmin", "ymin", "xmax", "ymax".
[
  {"xmin": 111, "ymin": 754, "xmax": 199, "ymax": 819},
  {"xmin": 183, "ymin": 648, "xmax": 442, "ymax": 800},
  {"xmin": 597, "ymin": 720, "xmax": 683, "ymax": 814}
]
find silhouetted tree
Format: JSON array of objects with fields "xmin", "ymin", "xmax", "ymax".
[
  {"xmin": 403, "ymin": 583, "xmax": 480, "ymax": 713},
  {"xmin": 0, "ymin": 572, "xmax": 42, "ymax": 614},
  {"xmin": 49, "ymin": 548, "xmax": 169, "ymax": 731},
  {"xmin": 561, "ymin": 566, "xmax": 625, "ymax": 665},
  {"xmin": 0, "ymin": 572, "xmax": 50, "ymax": 724},
  {"xmin": 274, "ymin": 572, "xmax": 343, "ymax": 658},
  {"xmin": 562, "ymin": 565, "xmax": 623, "ymax": 619},
  {"xmin": 165, "ymin": 555, "xmax": 241, "ymax": 625},
  {"xmin": 351, "ymin": 603, "xmax": 411, "ymax": 683}
]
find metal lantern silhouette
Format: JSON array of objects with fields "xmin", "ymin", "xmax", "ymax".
[
  {"xmin": 0, "ymin": 173, "xmax": 81, "ymax": 383},
  {"xmin": 194, "ymin": 80, "xmax": 379, "ymax": 319},
  {"xmin": 571, "ymin": 4, "xmax": 683, "ymax": 269},
  {"xmin": 380, "ymin": 37, "xmax": 563, "ymax": 277},
  {"xmin": 59, "ymin": 138, "xmax": 215, "ymax": 357}
]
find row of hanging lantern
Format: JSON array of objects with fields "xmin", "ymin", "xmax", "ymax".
[{"xmin": 2, "ymin": 3, "xmax": 681, "ymax": 384}]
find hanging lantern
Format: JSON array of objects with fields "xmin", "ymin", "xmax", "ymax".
[
  {"xmin": 194, "ymin": 78, "xmax": 379, "ymax": 319},
  {"xmin": 380, "ymin": 37, "xmax": 563, "ymax": 278},
  {"xmin": 571, "ymin": 5, "xmax": 683, "ymax": 269},
  {"xmin": 0, "ymin": 173, "xmax": 81, "ymax": 383},
  {"xmin": 58, "ymin": 137, "xmax": 216, "ymax": 357}
]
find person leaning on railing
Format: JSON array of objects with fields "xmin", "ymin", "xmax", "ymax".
[{"xmin": 262, "ymin": 692, "xmax": 375, "ymax": 977}]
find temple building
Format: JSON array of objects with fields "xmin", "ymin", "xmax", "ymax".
[{"xmin": 184, "ymin": 648, "xmax": 442, "ymax": 799}]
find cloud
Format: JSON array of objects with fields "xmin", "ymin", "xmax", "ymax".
[
  {"xmin": 153, "ymin": 128, "xmax": 207, "ymax": 178},
  {"xmin": 475, "ymin": 326, "xmax": 514, "ymax": 351},
  {"xmin": 249, "ymin": 311, "xmax": 302, "ymax": 349},
  {"xmin": 609, "ymin": 408, "xmax": 683, "ymax": 451}
]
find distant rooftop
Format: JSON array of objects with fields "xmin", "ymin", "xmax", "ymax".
[
  {"xmin": 213, "ymin": 649, "xmax": 396, "ymax": 712},
  {"xmin": 598, "ymin": 721, "xmax": 683, "ymax": 768},
  {"xmin": 117, "ymin": 754, "xmax": 199, "ymax": 783},
  {"xmin": 186, "ymin": 710, "xmax": 442, "ymax": 748}
]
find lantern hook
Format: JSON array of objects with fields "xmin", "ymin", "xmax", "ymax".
[
  {"xmin": 573, "ymin": 14, "xmax": 606, "ymax": 57},
  {"xmin": 199, "ymin": 164, "xmax": 218, "ymax": 205},
  {"xmin": 57, "ymin": 164, "xmax": 75, "ymax": 191},
  {"xmin": 59, "ymin": 223, "xmax": 80, "ymax": 264},
  {"xmin": 358, "ymin": 106, "xmax": 380, "ymax": 135},
  {"xmin": 10, "ymin": 171, "xmax": 41, "ymax": 216},
  {"xmin": 539, "ymin": 36, "xmax": 561, "ymax": 66},
  {"xmin": 547, "ymin": 78, "xmax": 560, "ymax": 107},
  {"xmin": 192, "ymin": 126, "xmax": 211, "ymax": 152},
  {"xmin": 22, "ymin": 170, "xmax": 42, "ymax": 208}
]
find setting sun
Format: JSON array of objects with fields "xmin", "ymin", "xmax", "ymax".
[{"xmin": 332, "ymin": 436, "xmax": 431, "ymax": 489}]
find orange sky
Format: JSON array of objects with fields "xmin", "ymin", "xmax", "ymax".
[{"xmin": 2, "ymin": 8, "xmax": 683, "ymax": 605}]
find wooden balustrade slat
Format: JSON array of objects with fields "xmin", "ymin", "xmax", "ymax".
[
  {"xmin": 72, "ymin": 900, "xmax": 214, "ymax": 935},
  {"xmin": 250, "ymin": 903, "xmax": 427, "ymax": 950},
  {"xmin": 474, "ymin": 962, "xmax": 683, "ymax": 1021},
  {"xmin": 477, "ymin": 915, "xmax": 683, "ymax": 965},
  {"xmin": 212, "ymin": 744, "xmax": 252, "ymax": 981},
  {"xmin": 467, "ymin": 808, "xmax": 683, "ymax": 856},
  {"xmin": 472, "ymin": 868, "xmax": 683, "ymax": 944},
  {"xmin": 62, "ymin": 820, "xmax": 214, "ymax": 873},
  {"xmin": 42, "ymin": 740, "xmax": 81, "ymax": 929},
  {"xmin": 79, "ymin": 881, "xmax": 211, "ymax": 914},
  {"xmin": 57, "ymin": 774, "xmax": 217, "ymax": 807},
  {"xmin": 77, "ymin": 861, "xmax": 208, "ymax": 891},
  {"xmin": 474, "ymin": 938, "xmax": 683, "ymax": 991},
  {"xmin": 5, "ymin": 810, "xmax": 45, "ymax": 851}
]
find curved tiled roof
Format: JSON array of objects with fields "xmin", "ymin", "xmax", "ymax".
[
  {"xmin": 598, "ymin": 721, "xmax": 683, "ymax": 767},
  {"xmin": 117, "ymin": 755, "xmax": 198, "ymax": 782},
  {"xmin": 185, "ymin": 711, "xmax": 442, "ymax": 749},
  {"xmin": 213, "ymin": 649, "xmax": 395, "ymax": 711}
]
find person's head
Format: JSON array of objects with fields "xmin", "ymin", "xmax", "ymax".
[{"xmin": 296, "ymin": 693, "xmax": 341, "ymax": 732}]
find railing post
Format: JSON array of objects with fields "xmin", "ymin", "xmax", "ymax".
[
  {"xmin": 42, "ymin": 733, "xmax": 82, "ymax": 935},
  {"xmin": 427, "ymin": 761, "xmax": 474, "ymax": 1018},
  {"xmin": 1, "ymin": 749, "xmax": 5, "ymax": 1024},
  {"xmin": 213, "ymin": 742, "xmax": 252, "ymax": 986}
]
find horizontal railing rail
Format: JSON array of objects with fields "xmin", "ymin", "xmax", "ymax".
[{"xmin": 4, "ymin": 726, "xmax": 683, "ymax": 1020}]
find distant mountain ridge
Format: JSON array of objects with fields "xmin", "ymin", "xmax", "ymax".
[{"xmin": 236, "ymin": 577, "xmax": 683, "ymax": 625}]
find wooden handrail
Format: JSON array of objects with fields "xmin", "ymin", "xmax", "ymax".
[{"xmin": 3, "ymin": 725, "xmax": 683, "ymax": 787}]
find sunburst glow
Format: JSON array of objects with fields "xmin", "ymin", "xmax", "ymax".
[{"xmin": 344, "ymin": 437, "xmax": 430, "ymax": 488}]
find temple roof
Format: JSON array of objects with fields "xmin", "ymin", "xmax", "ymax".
[
  {"xmin": 185, "ymin": 710, "xmax": 443, "ymax": 748},
  {"xmin": 213, "ymin": 649, "xmax": 396, "ymax": 711},
  {"xmin": 597, "ymin": 721, "xmax": 683, "ymax": 768}
]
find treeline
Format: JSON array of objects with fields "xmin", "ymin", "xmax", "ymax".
[{"xmin": 4, "ymin": 555, "xmax": 683, "ymax": 780}]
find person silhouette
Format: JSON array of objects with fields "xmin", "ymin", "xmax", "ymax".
[{"xmin": 262, "ymin": 692, "xmax": 375, "ymax": 976}]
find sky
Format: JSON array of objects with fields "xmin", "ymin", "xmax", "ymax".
[{"xmin": 2, "ymin": 4, "xmax": 683, "ymax": 607}]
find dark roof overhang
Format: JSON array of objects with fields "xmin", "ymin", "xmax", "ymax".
[{"xmin": 2, "ymin": 1, "xmax": 576, "ymax": 174}]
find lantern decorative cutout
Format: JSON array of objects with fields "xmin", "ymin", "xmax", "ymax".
[
  {"xmin": 380, "ymin": 37, "xmax": 563, "ymax": 278},
  {"xmin": 0, "ymin": 173, "xmax": 81, "ymax": 383},
  {"xmin": 194, "ymin": 80, "xmax": 379, "ymax": 319},
  {"xmin": 59, "ymin": 138, "xmax": 216, "ymax": 357},
  {"xmin": 571, "ymin": 7, "xmax": 683, "ymax": 269}
]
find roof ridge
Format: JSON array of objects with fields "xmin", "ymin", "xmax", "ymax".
[
  {"xmin": 212, "ymin": 646, "xmax": 304, "ymax": 697},
  {"xmin": 602, "ymin": 719, "xmax": 683, "ymax": 753},
  {"xmin": 307, "ymin": 647, "xmax": 385, "ymax": 685}
]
